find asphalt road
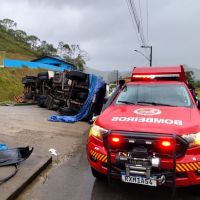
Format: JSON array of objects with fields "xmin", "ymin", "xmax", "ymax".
[{"xmin": 19, "ymin": 132, "xmax": 200, "ymax": 200}]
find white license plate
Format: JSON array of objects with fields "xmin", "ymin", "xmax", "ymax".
[{"xmin": 121, "ymin": 175, "xmax": 157, "ymax": 187}]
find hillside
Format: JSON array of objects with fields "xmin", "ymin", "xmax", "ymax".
[
  {"xmin": 0, "ymin": 27, "xmax": 39, "ymax": 64},
  {"xmin": 0, "ymin": 67, "xmax": 46, "ymax": 102}
]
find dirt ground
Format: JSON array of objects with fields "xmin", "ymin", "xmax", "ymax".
[{"xmin": 0, "ymin": 105, "xmax": 89, "ymax": 165}]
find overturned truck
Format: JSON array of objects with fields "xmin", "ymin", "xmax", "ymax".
[{"xmin": 22, "ymin": 70, "xmax": 106, "ymax": 121}]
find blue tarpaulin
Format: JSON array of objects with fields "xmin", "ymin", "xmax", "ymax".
[{"xmin": 48, "ymin": 74, "xmax": 105, "ymax": 123}]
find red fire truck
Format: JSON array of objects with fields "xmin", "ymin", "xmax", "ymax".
[{"xmin": 87, "ymin": 65, "xmax": 200, "ymax": 188}]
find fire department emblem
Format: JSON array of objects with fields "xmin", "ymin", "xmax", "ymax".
[{"xmin": 134, "ymin": 108, "xmax": 162, "ymax": 116}]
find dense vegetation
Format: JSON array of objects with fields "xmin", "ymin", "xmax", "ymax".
[{"xmin": 0, "ymin": 18, "xmax": 87, "ymax": 71}]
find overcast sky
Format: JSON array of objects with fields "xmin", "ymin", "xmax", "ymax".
[{"xmin": 0, "ymin": 0, "xmax": 200, "ymax": 71}]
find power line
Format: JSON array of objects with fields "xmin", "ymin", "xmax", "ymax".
[
  {"xmin": 138, "ymin": 0, "xmax": 143, "ymax": 33},
  {"xmin": 125, "ymin": 0, "xmax": 148, "ymax": 55},
  {"xmin": 125, "ymin": 0, "xmax": 140, "ymax": 43},
  {"xmin": 130, "ymin": 0, "xmax": 146, "ymax": 45},
  {"xmin": 146, "ymin": 0, "xmax": 149, "ymax": 44}
]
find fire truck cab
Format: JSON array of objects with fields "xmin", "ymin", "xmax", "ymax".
[{"xmin": 87, "ymin": 65, "xmax": 200, "ymax": 188}]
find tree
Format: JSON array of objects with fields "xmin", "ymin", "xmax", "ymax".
[
  {"xmin": 27, "ymin": 35, "xmax": 40, "ymax": 49},
  {"xmin": 37, "ymin": 40, "xmax": 57, "ymax": 56},
  {"xmin": 57, "ymin": 42, "xmax": 88, "ymax": 71},
  {"xmin": 186, "ymin": 71, "xmax": 195, "ymax": 85},
  {"xmin": 0, "ymin": 18, "xmax": 17, "ymax": 30},
  {"xmin": 14, "ymin": 29, "xmax": 28, "ymax": 43}
]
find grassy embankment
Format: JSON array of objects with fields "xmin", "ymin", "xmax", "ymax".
[
  {"xmin": 0, "ymin": 26, "xmax": 39, "ymax": 63},
  {"xmin": 0, "ymin": 27, "xmax": 44, "ymax": 102},
  {"xmin": 0, "ymin": 67, "xmax": 46, "ymax": 102}
]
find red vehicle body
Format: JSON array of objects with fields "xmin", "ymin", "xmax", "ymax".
[{"xmin": 87, "ymin": 66, "xmax": 200, "ymax": 188}]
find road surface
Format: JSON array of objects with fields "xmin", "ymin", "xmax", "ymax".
[{"xmin": 18, "ymin": 131, "xmax": 200, "ymax": 200}]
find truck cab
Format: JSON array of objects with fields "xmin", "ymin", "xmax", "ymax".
[{"xmin": 87, "ymin": 66, "xmax": 200, "ymax": 188}]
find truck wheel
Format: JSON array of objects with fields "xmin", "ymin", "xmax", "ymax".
[
  {"xmin": 38, "ymin": 75, "xmax": 48, "ymax": 81},
  {"xmin": 37, "ymin": 95, "xmax": 47, "ymax": 107},
  {"xmin": 38, "ymin": 72, "xmax": 48, "ymax": 77},
  {"xmin": 91, "ymin": 167, "xmax": 107, "ymax": 181},
  {"xmin": 68, "ymin": 71, "xmax": 87, "ymax": 80}
]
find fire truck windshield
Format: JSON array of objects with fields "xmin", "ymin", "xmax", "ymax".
[{"xmin": 115, "ymin": 84, "xmax": 193, "ymax": 107}]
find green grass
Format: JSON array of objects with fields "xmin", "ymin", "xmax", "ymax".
[
  {"xmin": 0, "ymin": 27, "xmax": 39, "ymax": 64},
  {"xmin": 0, "ymin": 27, "xmax": 47, "ymax": 102},
  {"xmin": 0, "ymin": 67, "xmax": 47, "ymax": 102}
]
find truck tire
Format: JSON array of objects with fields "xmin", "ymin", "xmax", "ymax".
[
  {"xmin": 91, "ymin": 167, "xmax": 107, "ymax": 181},
  {"xmin": 22, "ymin": 76, "xmax": 36, "ymax": 84},
  {"xmin": 37, "ymin": 95, "xmax": 47, "ymax": 107},
  {"xmin": 68, "ymin": 71, "xmax": 87, "ymax": 80},
  {"xmin": 38, "ymin": 72, "xmax": 48, "ymax": 77},
  {"xmin": 38, "ymin": 75, "xmax": 48, "ymax": 81}
]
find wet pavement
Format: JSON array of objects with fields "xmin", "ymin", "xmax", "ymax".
[{"xmin": 18, "ymin": 132, "xmax": 200, "ymax": 200}]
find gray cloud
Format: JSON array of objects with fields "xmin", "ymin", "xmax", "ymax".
[{"xmin": 0, "ymin": 0, "xmax": 200, "ymax": 71}]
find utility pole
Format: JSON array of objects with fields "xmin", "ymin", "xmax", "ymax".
[
  {"xmin": 150, "ymin": 46, "xmax": 152, "ymax": 67},
  {"xmin": 141, "ymin": 45, "xmax": 152, "ymax": 67},
  {"xmin": 113, "ymin": 70, "xmax": 119, "ymax": 85}
]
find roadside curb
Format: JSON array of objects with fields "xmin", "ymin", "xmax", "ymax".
[{"xmin": 7, "ymin": 156, "xmax": 52, "ymax": 200}]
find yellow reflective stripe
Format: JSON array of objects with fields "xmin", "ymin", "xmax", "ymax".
[
  {"xmin": 190, "ymin": 163, "xmax": 197, "ymax": 170},
  {"xmin": 97, "ymin": 154, "xmax": 102, "ymax": 159},
  {"xmin": 99, "ymin": 155, "xmax": 104, "ymax": 161},
  {"xmin": 93, "ymin": 152, "xmax": 98, "ymax": 157},
  {"xmin": 101, "ymin": 157, "xmax": 106, "ymax": 162},
  {"xmin": 194, "ymin": 162, "xmax": 200, "ymax": 169},
  {"xmin": 176, "ymin": 165, "xmax": 181, "ymax": 172},
  {"xmin": 178, "ymin": 164, "xmax": 185, "ymax": 172},
  {"xmin": 181, "ymin": 164, "xmax": 189, "ymax": 171},
  {"xmin": 102, "ymin": 157, "xmax": 107, "ymax": 162},
  {"xmin": 186, "ymin": 163, "xmax": 193, "ymax": 171},
  {"xmin": 177, "ymin": 164, "xmax": 185, "ymax": 172}
]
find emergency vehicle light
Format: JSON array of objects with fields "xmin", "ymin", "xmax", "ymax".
[
  {"xmin": 132, "ymin": 74, "xmax": 179, "ymax": 79},
  {"xmin": 159, "ymin": 139, "xmax": 173, "ymax": 150},
  {"xmin": 111, "ymin": 137, "xmax": 120, "ymax": 143},
  {"xmin": 161, "ymin": 141, "xmax": 171, "ymax": 147},
  {"xmin": 109, "ymin": 135, "xmax": 123, "ymax": 146}
]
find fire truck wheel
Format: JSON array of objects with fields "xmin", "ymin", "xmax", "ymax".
[{"xmin": 91, "ymin": 167, "xmax": 107, "ymax": 181}]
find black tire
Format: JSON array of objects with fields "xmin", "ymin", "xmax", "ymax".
[
  {"xmin": 51, "ymin": 104, "xmax": 59, "ymax": 111},
  {"xmin": 38, "ymin": 72, "xmax": 48, "ymax": 77},
  {"xmin": 45, "ymin": 95, "xmax": 53, "ymax": 110},
  {"xmin": 68, "ymin": 71, "xmax": 87, "ymax": 80},
  {"xmin": 37, "ymin": 98, "xmax": 46, "ymax": 107},
  {"xmin": 37, "ymin": 95, "xmax": 47, "ymax": 107},
  {"xmin": 22, "ymin": 76, "xmax": 36, "ymax": 84},
  {"xmin": 38, "ymin": 75, "xmax": 48, "ymax": 81},
  {"xmin": 91, "ymin": 167, "xmax": 107, "ymax": 181}
]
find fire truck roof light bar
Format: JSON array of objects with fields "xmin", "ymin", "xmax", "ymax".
[{"xmin": 132, "ymin": 74, "xmax": 179, "ymax": 79}]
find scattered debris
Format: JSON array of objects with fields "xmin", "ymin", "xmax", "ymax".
[{"xmin": 49, "ymin": 148, "xmax": 57, "ymax": 156}]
